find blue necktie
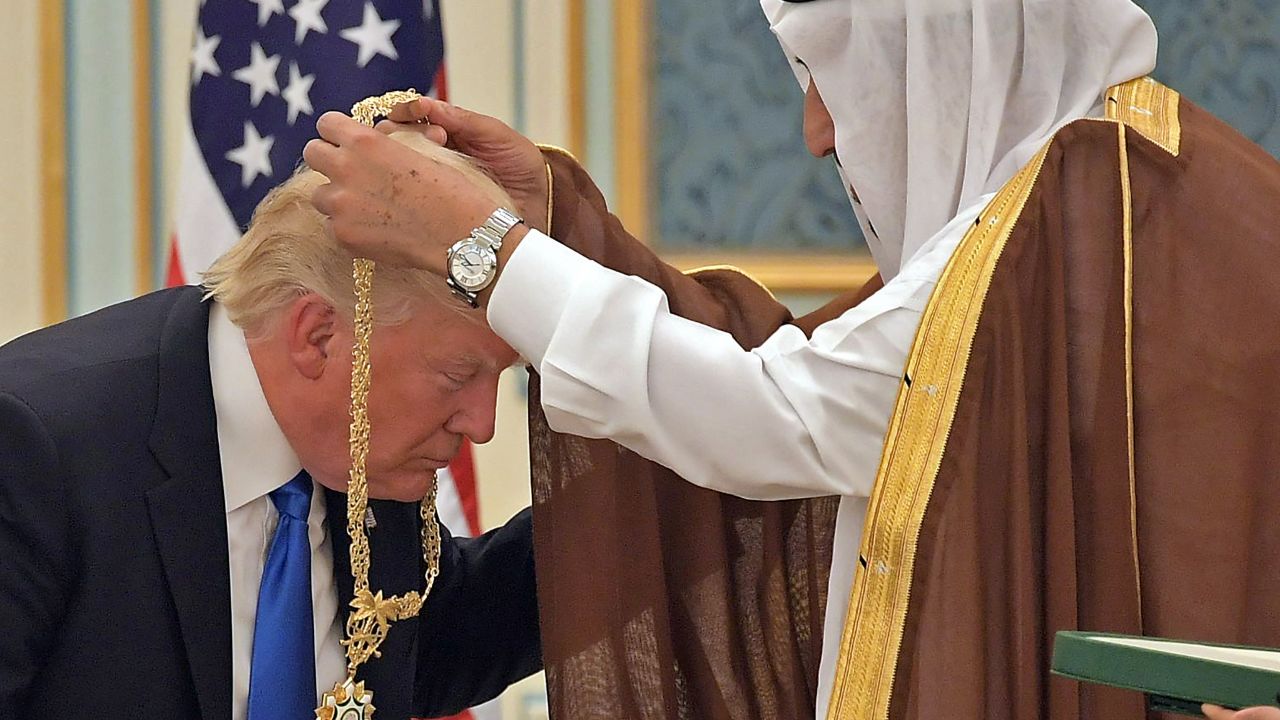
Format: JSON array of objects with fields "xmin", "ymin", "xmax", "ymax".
[{"xmin": 247, "ymin": 470, "xmax": 317, "ymax": 719}]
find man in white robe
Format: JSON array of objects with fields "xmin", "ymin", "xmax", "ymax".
[{"xmin": 303, "ymin": 2, "xmax": 1177, "ymax": 716}]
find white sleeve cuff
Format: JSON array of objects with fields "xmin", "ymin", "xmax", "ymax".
[{"xmin": 487, "ymin": 229, "xmax": 600, "ymax": 367}]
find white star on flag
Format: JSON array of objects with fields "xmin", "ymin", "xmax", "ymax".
[
  {"xmin": 232, "ymin": 41, "xmax": 281, "ymax": 107},
  {"xmin": 288, "ymin": 0, "xmax": 330, "ymax": 45},
  {"xmin": 340, "ymin": 2, "xmax": 402, "ymax": 68},
  {"xmin": 249, "ymin": 0, "xmax": 284, "ymax": 27},
  {"xmin": 225, "ymin": 121, "xmax": 275, "ymax": 187},
  {"xmin": 190, "ymin": 27, "xmax": 221, "ymax": 85},
  {"xmin": 282, "ymin": 62, "xmax": 316, "ymax": 125}
]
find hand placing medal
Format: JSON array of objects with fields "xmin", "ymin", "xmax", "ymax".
[{"xmin": 303, "ymin": 90, "xmax": 533, "ymax": 311}]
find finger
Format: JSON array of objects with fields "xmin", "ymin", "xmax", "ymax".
[
  {"xmin": 316, "ymin": 111, "xmax": 371, "ymax": 147},
  {"xmin": 374, "ymin": 119, "xmax": 449, "ymax": 146},
  {"xmin": 409, "ymin": 100, "xmax": 497, "ymax": 147},
  {"xmin": 311, "ymin": 181, "xmax": 340, "ymax": 217},
  {"xmin": 424, "ymin": 124, "xmax": 448, "ymax": 146},
  {"xmin": 302, "ymin": 138, "xmax": 342, "ymax": 176},
  {"xmin": 375, "ymin": 118, "xmax": 427, "ymax": 137},
  {"xmin": 387, "ymin": 97, "xmax": 435, "ymax": 123}
]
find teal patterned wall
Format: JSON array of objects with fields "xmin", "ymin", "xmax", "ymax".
[
  {"xmin": 651, "ymin": 1, "xmax": 1280, "ymax": 254},
  {"xmin": 1142, "ymin": 0, "xmax": 1280, "ymax": 157},
  {"xmin": 652, "ymin": 0, "xmax": 862, "ymax": 253}
]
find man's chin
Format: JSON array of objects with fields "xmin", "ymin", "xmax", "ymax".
[
  {"xmin": 309, "ymin": 472, "xmax": 348, "ymax": 495},
  {"xmin": 308, "ymin": 466, "xmax": 439, "ymax": 503},
  {"xmin": 366, "ymin": 472, "xmax": 437, "ymax": 503}
]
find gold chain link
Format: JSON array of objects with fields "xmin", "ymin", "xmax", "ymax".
[{"xmin": 339, "ymin": 89, "xmax": 441, "ymax": 676}]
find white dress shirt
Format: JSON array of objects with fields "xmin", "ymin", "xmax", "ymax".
[
  {"xmin": 208, "ymin": 303, "xmax": 347, "ymax": 720},
  {"xmin": 487, "ymin": 195, "xmax": 990, "ymax": 718}
]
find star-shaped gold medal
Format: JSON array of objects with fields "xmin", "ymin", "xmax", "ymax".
[{"xmin": 316, "ymin": 677, "xmax": 375, "ymax": 720}]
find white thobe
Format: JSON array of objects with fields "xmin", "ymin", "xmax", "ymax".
[
  {"xmin": 487, "ymin": 194, "xmax": 992, "ymax": 719},
  {"xmin": 208, "ymin": 303, "xmax": 348, "ymax": 720}
]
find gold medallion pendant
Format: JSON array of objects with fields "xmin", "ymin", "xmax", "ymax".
[{"xmin": 315, "ymin": 89, "xmax": 442, "ymax": 720}]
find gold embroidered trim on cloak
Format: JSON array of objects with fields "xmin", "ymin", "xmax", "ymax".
[
  {"xmin": 1116, "ymin": 120, "xmax": 1144, "ymax": 627},
  {"xmin": 538, "ymin": 144, "xmax": 583, "ymax": 237},
  {"xmin": 1106, "ymin": 77, "xmax": 1182, "ymax": 157},
  {"xmin": 544, "ymin": 160, "xmax": 555, "ymax": 235},
  {"xmin": 824, "ymin": 140, "xmax": 1054, "ymax": 720},
  {"xmin": 825, "ymin": 78, "xmax": 1181, "ymax": 720},
  {"xmin": 681, "ymin": 264, "xmax": 779, "ymax": 301},
  {"xmin": 537, "ymin": 143, "xmax": 582, "ymax": 164}
]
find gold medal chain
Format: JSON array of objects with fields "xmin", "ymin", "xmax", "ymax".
[
  {"xmin": 342, "ymin": 259, "xmax": 442, "ymax": 674},
  {"xmin": 317, "ymin": 90, "xmax": 439, "ymax": 720}
]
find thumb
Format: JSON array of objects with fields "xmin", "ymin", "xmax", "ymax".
[
  {"xmin": 1236, "ymin": 709, "xmax": 1280, "ymax": 720},
  {"xmin": 413, "ymin": 100, "xmax": 509, "ymax": 152},
  {"xmin": 387, "ymin": 96, "xmax": 434, "ymax": 123},
  {"xmin": 375, "ymin": 118, "xmax": 449, "ymax": 146}
]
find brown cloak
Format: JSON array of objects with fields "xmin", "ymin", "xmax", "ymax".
[
  {"xmin": 526, "ymin": 145, "xmax": 879, "ymax": 720},
  {"xmin": 826, "ymin": 79, "xmax": 1280, "ymax": 720},
  {"xmin": 526, "ymin": 76, "xmax": 1279, "ymax": 720}
]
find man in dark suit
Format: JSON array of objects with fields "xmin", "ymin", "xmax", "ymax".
[{"xmin": 0, "ymin": 136, "xmax": 540, "ymax": 719}]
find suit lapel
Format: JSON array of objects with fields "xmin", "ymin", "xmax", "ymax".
[
  {"xmin": 326, "ymin": 491, "xmax": 423, "ymax": 717},
  {"xmin": 144, "ymin": 290, "xmax": 233, "ymax": 720}
]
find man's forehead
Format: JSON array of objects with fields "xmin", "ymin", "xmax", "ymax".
[
  {"xmin": 399, "ymin": 304, "xmax": 515, "ymax": 368},
  {"xmin": 447, "ymin": 348, "xmax": 516, "ymax": 371},
  {"xmin": 433, "ymin": 323, "xmax": 519, "ymax": 370}
]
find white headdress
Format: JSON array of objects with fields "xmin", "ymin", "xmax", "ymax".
[{"xmin": 761, "ymin": 0, "xmax": 1158, "ymax": 278}]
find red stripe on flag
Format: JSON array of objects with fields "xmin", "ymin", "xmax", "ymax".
[
  {"xmin": 449, "ymin": 438, "xmax": 482, "ymax": 537},
  {"xmin": 434, "ymin": 64, "xmax": 448, "ymax": 102},
  {"xmin": 420, "ymin": 442, "xmax": 482, "ymax": 720},
  {"xmin": 166, "ymin": 235, "xmax": 187, "ymax": 288}
]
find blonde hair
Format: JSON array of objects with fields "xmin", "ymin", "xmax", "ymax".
[{"xmin": 202, "ymin": 131, "xmax": 516, "ymax": 337}]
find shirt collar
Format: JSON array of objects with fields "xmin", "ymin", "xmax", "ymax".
[{"xmin": 208, "ymin": 302, "xmax": 304, "ymax": 514}]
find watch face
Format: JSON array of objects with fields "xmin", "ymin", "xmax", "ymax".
[{"xmin": 448, "ymin": 241, "xmax": 497, "ymax": 291}]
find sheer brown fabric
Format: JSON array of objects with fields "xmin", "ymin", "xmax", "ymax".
[
  {"xmin": 528, "ymin": 148, "xmax": 880, "ymax": 720},
  {"xmin": 876, "ymin": 99, "xmax": 1280, "ymax": 719}
]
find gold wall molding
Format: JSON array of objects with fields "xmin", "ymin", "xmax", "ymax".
[
  {"xmin": 39, "ymin": 0, "xmax": 68, "ymax": 324},
  {"xmin": 613, "ymin": 0, "xmax": 651, "ymax": 245},
  {"xmin": 133, "ymin": 0, "xmax": 155, "ymax": 296},
  {"xmin": 566, "ymin": 0, "xmax": 586, "ymax": 160}
]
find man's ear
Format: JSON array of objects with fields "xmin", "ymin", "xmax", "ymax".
[{"xmin": 284, "ymin": 294, "xmax": 339, "ymax": 380}]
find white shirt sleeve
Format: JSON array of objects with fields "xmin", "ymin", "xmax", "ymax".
[{"xmin": 488, "ymin": 230, "xmax": 943, "ymax": 501}]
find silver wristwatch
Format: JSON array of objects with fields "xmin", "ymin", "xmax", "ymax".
[{"xmin": 445, "ymin": 207, "xmax": 523, "ymax": 307}]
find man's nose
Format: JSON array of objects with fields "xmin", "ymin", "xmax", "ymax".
[
  {"xmin": 802, "ymin": 79, "xmax": 836, "ymax": 159},
  {"xmin": 445, "ymin": 377, "xmax": 500, "ymax": 444}
]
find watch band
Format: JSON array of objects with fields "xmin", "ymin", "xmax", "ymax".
[{"xmin": 473, "ymin": 207, "xmax": 522, "ymax": 250}]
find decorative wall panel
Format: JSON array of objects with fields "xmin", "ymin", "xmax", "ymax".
[
  {"xmin": 1141, "ymin": 0, "xmax": 1280, "ymax": 158},
  {"xmin": 651, "ymin": 0, "xmax": 864, "ymax": 254},
  {"xmin": 649, "ymin": 0, "xmax": 1280, "ymax": 257}
]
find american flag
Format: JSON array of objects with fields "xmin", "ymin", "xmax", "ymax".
[{"xmin": 171, "ymin": 2, "xmax": 495, "ymax": 718}]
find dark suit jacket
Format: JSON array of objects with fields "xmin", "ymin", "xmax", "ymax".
[{"xmin": 0, "ymin": 287, "xmax": 541, "ymax": 720}]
